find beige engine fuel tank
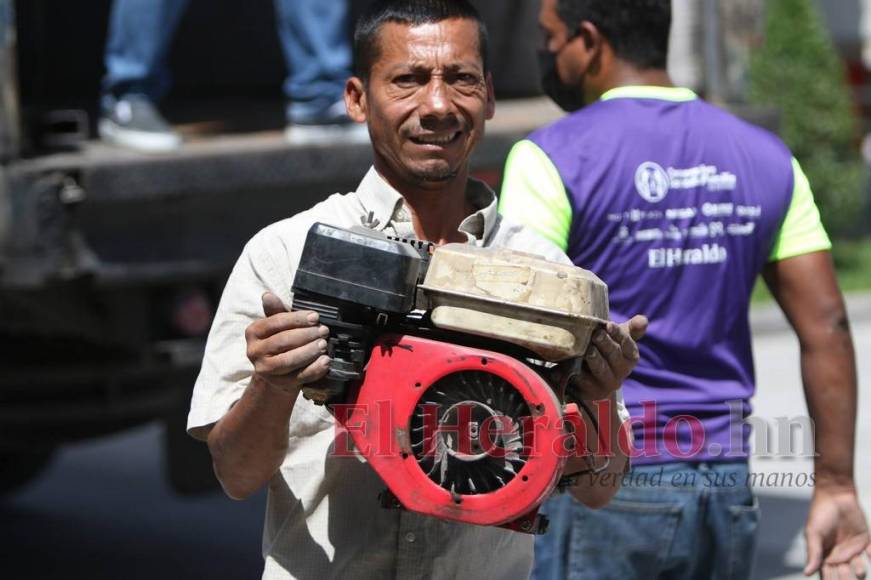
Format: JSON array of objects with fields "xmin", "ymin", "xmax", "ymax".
[{"xmin": 420, "ymin": 244, "xmax": 609, "ymax": 362}]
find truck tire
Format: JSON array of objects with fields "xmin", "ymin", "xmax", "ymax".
[{"xmin": 0, "ymin": 448, "xmax": 54, "ymax": 495}]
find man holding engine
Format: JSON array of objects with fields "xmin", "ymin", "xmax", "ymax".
[{"xmin": 187, "ymin": 1, "xmax": 645, "ymax": 578}]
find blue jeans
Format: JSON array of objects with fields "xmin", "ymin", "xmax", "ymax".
[
  {"xmin": 102, "ymin": 0, "xmax": 351, "ymax": 120},
  {"xmin": 534, "ymin": 462, "xmax": 760, "ymax": 580}
]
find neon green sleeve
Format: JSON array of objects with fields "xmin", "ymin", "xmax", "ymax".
[
  {"xmin": 498, "ymin": 140, "xmax": 573, "ymax": 251},
  {"xmin": 769, "ymin": 158, "xmax": 833, "ymax": 262}
]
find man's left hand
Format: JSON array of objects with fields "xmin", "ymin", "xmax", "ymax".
[
  {"xmin": 573, "ymin": 315, "xmax": 648, "ymax": 401},
  {"xmin": 804, "ymin": 486, "xmax": 871, "ymax": 579}
]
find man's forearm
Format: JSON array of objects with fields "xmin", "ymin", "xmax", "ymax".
[
  {"xmin": 207, "ymin": 375, "xmax": 300, "ymax": 500},
  {"xmin": 567, "ymin": 393, "xmax": 629, "ymax": 508},
  {"xmin": 801, "ymin": 314, "xmax": 858, "ymax": 489},
  {"xmin": 764, "ymin": 253, "xmax": 859, "ymax": 489}
]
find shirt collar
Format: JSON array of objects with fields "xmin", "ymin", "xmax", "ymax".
[
  {"xmin": 354, "ymin": 166, "xmax": 500, "ymax": 244},
  {"xmin": 600, "ymin": 85, "xmax": 698, "ymax": 102}
]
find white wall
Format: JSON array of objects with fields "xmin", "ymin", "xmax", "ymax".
[{"xmin": 821, "ymin": 0, "xmax": 861, "ymax": 44}]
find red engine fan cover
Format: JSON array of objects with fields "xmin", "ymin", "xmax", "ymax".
[{"xmin": 335, "ymin": 334, "xmax": 571, "ymax": 527}]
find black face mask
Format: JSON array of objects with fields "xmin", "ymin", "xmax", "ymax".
[{"xmin": 538, "ymin": 49, "xmax": 587, "ymax": 113}]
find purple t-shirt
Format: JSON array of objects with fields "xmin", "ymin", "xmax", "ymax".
[{"xmin": 502, "ymin": 88, "xmax": 806, "ymax": 464}]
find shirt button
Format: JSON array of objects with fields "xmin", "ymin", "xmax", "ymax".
[{"xmin": 405, "ymin": 532, "xmax": 416, "ymax": 543}]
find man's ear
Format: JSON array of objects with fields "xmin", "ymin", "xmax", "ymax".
[
  {"xmin": 577, "ymin": 21, "xmax": 604, "ymax": 74},
  {"xmin": 485, "ymin": 72, "xmax": 496, "ymax": 120},
  {"xmin": 345, "ymin": 77, "xmax": 368, "ymax": 123}
]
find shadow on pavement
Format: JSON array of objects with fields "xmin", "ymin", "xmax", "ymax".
[
  {"xmin": 0, "ymin": 423, "xmax": 266, "ymax": 580},
  {"xmin": 0, "ymin": 502, "xmax": 263, "ymax": 580}
]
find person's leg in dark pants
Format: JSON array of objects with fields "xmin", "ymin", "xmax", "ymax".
[
  {"xmin": 100, "ymin": 0, "xmax": 189, "ymax": 152},
  {"xmin": 701, "ymin": 463, "xmax": 760, "ymax": 580},
  {"xmin": 273, "ymin": 0, "xmax": 366, "ymax": 143}
]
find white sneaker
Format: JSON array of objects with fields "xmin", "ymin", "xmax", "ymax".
[
  {"xmin": 98, "ymin": 95, "xmax": 182, "ymax": 154},
  {"xmin": 285, "ymin": 99, "xmax": 370, "ymax": 146}
]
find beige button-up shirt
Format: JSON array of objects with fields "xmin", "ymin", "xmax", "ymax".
[{"xmin": 188, "ymin": 168, "xmax": 621, "ymax": 580}]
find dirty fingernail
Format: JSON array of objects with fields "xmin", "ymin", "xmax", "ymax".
[{"xmin": 318, "ymin": 339, "xmax": 328, "ymax": 351}]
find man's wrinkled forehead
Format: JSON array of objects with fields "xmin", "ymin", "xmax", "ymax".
[{"xmin": 372, "ymin": 20, "xmax": 484, "ymax": 74}]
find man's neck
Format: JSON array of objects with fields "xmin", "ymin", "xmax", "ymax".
[
  {"xmin": 589, "ymin": 62, "xmax": 674, "ymax": 101},
  {"xmin": 376, "ymin": 165, "xmax": 474, "ymax": 245}
]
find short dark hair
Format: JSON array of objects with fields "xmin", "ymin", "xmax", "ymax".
[
  {"xmin": 353, "ymin": 0, "xmax": 489, "ymax": 81},
  {"xmin": 556, "ymin": 0, "xmax": 671, "ymax": 70}
]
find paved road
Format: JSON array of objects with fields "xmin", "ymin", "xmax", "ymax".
[
  {"xmin": 750, "ymin": 294, "xmax": 871, "ymax": 579},
  {"xmin": 0, "ymin": 425, "xmax": 266, "ymax": 579},
  {"xmin": 1, "ymin": 295, "xmax": 867, "ymax": 579}
]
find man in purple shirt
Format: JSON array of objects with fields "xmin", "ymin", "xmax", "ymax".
[{"xmin": 500, "ymin": 0, "xmax": 870, "ymax": 578}]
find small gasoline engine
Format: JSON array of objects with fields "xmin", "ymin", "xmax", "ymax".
[{"xmin": 291, "ymin": 223, "xmax": 609, "ymax": 534}]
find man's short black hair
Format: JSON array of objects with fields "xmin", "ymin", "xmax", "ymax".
[
  {"xmin": 556, "ymin": 0, "xmax": 671, "ymax": 70},
  {"xmin": 354, "ymin": 0, "xmax": 489, "ymax": 81}
]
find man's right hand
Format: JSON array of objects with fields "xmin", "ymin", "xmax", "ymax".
[
  {"xmin": 244, "ymin": 292, "xmax": 332, "ymax": 395},
  {"xmin": 208, "ymin": 292, "xmax": 330, "ymax": 500}
]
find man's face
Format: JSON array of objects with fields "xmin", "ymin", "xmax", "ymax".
[
  {"xmin": 349, "ymin": 19, "xmax": 495, "ymax": 189},
  {"xmin": 538, "ymin": 0, "xmax": 589, "ymax": 111},
  {"xmin": 540, "ymin": 0, "xmax": 577, "ymax": 79}
]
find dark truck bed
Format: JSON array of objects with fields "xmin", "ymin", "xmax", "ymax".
[{"xmin": 0, "ymin": 0, "xmax": 551, "ymax": 493}]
